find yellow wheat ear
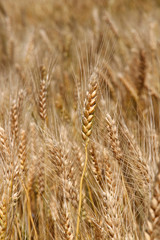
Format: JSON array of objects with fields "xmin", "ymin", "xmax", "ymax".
[
  {"xmin": 39, "ymin": 65, "xmax": 47, "ymax": 123},
  {"xmin": 81, "ymin": 72, "xmax": 98, "ymax": 142},
  {"xmin": 144, "ymin": 165, "xmax": 160, "ymax": 240},
  {"xmin": 76, "ymin": 70, "xmax": 98, "ymax": 240}
]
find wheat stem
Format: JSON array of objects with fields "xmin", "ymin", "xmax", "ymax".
[
  {"xmin": 76, "ymin": 139, "xmax": 89, "ymax": 240},
  {"xmin": 22, "ymin": 183, "xmax": 38, "ymax": 240}
]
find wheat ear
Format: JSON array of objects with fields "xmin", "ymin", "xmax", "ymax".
[
  {"xmin": 39, "ymin": 65, "xmax": 48, "ymax": 222},
  {"xmin": 89, "ymin": 143, "xmax": 103, "ymax": 187},
  {"xmin": 18, "ymin": 129, "xmax": 27, "ymax": 178},
  {"xmin": 144, "ymin": 165, "xmax": 160, "ymax": 240},
  {"xmin": 61, "ymin": 203, "xmax": 74, "ymax": 240},
  {"xmin": 10, "ymin": 99, "xmax": 19, "ymax": 141},
  {"xmin": 76, "ymin": 71, "xmax": 98, "ymax": 240},
  {"xmin": 137, "ymin": 49, "xmax": 146, "ymax": 96},
  {"xmin": 0, "ymin": 192, "xmax": 7, "ymax": 240},
  {"xmin": 39, "ymin": 65, "xmax": 47, "ymax": 122},
  {"xmin": 0, "ymin": 127, "xmax": 11, "ymax": 161},
  {"xmin": 105, "ymin": 114, "xmax": 139, "ymax": 238}
]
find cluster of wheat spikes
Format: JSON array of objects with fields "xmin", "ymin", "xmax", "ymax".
[{"xmin": 0, "ymin": 0, "xmax": 160, "ymax": 239}]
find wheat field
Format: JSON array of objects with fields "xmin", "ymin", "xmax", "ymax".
[{"xmin": 0, "ymin": 0, "xmax": 160, "ymax": 239}]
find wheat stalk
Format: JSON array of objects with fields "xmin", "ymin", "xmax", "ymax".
[{"xmin": 76, "ymin": 70, "xmax": 98, "ymax": 240}]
